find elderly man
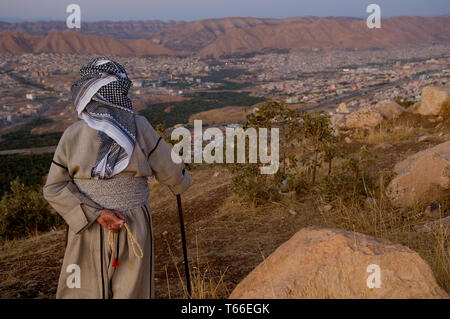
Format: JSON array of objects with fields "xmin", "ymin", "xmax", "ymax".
[{"xmin": 43, "ymin": 57, "xmax": 191, "ymax": 299}]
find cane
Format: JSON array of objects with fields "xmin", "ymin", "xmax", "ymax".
[{"xmin": 176, "ymin": 194, "xmax": 192, "ymax": 297}]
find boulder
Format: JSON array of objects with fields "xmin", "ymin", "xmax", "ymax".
[
  {"xmin": 346, "ymin": 107, "xmax": 384, "ymax": 129},
  {"xmin": 386, "ymin": 141, "xmax": 450, "ymax": 208},
  {"xmin": 336, "ymin": 103, "xmax": 350, "ymax": 114},
  {"xmin": 373, "ymin": 100, "xmax": 407, "ymax": 120},
  {"xmin": 414, "ymin": 86, "xmax": 450, "ymax": 116},
  {"xmin": 330, "ymin": 113, "xmax": 347, "ymax": 133},
  {"xmin": 229, "ymin": 227, "xmax": 448, "ymax": 299},
  {"xmin": 376, "ymin": 143, "xmax": 393, "ymax": 150},
  {"xmin": 414, "ymin": 216, "xmax": 450, "ymax": 233}
]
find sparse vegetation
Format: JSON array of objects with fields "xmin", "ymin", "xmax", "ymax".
[
  {"xmin": 228, "ymin": 101, "xmax": 343, "ymax": 204},
  {"xmin": 395, "ymin": 96, "xmax": 415, "ymax": 108},
  {"xmin": 0, "ymin": 118, "xmax": 62, "ymax": 151},
  {"xmin": 0, "ymin": 153, "xmax": 53, "ymax": 197},
  {"xmin": 0, "ymin": 178, "xmax": 63, "ymax": 241},
  {"xmin": 140, "ymin": 91, "xmax": 264, "ymax": 127},
  {"xmin": 441, "ymin": 101, "xmax": 450, "ymax": 117}
]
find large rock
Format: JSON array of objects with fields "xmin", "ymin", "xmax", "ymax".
[
  {"xmin": 414, "ymin": 216, "xmax": 450, "ymax": 233},
  {"xmin": 386, "ymin": 141, "xmax": 450, "ymax": 208},
  {"xmin": 336, "ymin": 103, "xmax": 350, "ymax": 114},
  {"xmin": 373, "ymin": 100, "xmax": 407, "ymax": 120},
  {"xmin": 414, "ymin": 86, "xmax": 450, "ymax": 116},
  {"xmin": 330, "ymin": 113, "xmax": 347, "ymax": 133},
  {"xmin": 230, "ymin": 227, "xmax": 448, "ymax": 299},
  {"xmin": 345, "ymin": 106, "xmax": 384, "ymax": 129}
]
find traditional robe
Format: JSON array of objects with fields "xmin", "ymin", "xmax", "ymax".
[{"xmin": 43, "ymin": 115, "xmax": 191, "ymax": 299}]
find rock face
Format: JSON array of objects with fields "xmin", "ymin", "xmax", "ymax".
[
  {"xmin": 414, "ymin": 216, "xmax": 450, "ymax": 233},
  {"xmin": 230, "ymin": 227, "xmax": 448, "ymax": 299},
  {"xmin": 414, "ymin": 86, "xmax": 450, "ymax": 116},
  {"xmin": 330, "ymin": 113, "xmax": 347, "ymax": 132},
  {"xmin": 345, "ymin": 106, "xmax": 384, "ymax": 129},
  {"xmin": 373, "ymin": 100, "xmax": 407, "ymax": 120},
  {"xmin": 344, "ymin": 101, "xmax": 406, "ymax": 129},
  {"xmin": 386, "ymin": 141, "xmax": 450, "ymax": 208},
  {"xmin": 336, "ymin": 103, "xmax": 350, "ymax": 114}
]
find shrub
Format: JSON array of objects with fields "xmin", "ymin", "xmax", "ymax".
[
  {"xmin": 0, "ymin": 178, "xmax": 63, "ymax": 240},
  {"xmin": 440, "ymin": 101, "xmax": 450, "ymax": 117},
  {"xmin": 228, "ymin": 101, "xmax": 342, "ymax": 205},
  {"xmin": 394, "ymin": 96, "xmax": 414, "ymax": 108}
]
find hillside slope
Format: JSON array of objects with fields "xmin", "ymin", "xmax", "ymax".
[
  {"xmin": 198, "ymin": 16, "xmax": 450, "ymax": 58},
  {"xmin": 0, "ymin": 30, "xmax": 175, "ymax": 56}
]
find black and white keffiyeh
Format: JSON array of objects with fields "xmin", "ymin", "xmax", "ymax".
[{"xmin": 71, "ymin": 57, "xmax": 136, "ymax": 179}]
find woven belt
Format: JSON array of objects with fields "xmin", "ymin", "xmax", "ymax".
[{"xmin": 74, "ymin": 175, "xmax": 149, "ymax": 212}]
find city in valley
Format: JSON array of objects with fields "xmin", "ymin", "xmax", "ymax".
[{"xmin": 0, "ymin": 45, "xmax": 449, "ymax": 137}]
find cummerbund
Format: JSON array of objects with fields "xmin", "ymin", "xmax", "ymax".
[{"xmin": 74, "ymin": 175, "xmax": 149, "ymax": 212}]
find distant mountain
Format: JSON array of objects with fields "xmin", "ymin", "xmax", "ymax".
[
  {"xmin": 1, "ymin": 16, "xmax": 449, "ymax": 58},
  {"xmin": 149, "ymin": 17, "xmax": 320, "ymax": 53},
  {"xmin": 198, "ymin": 16, "xmax": 450, "ymax": 58},
  {"xmin": 0, "ymin": 30, "xmax": 175, "ymax": 56},
  {"xmin": 0, "ymin": 20, "xmax": 182, "ymax": 39}
]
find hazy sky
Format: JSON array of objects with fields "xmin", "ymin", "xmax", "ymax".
[{"xmin": 0, "ymin": 0, "xmax": 449, "ymax": 21}]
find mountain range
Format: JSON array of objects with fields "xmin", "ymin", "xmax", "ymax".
[
  {"xmin": 0, "ymin": 16, "xmax": 449, "ymax": 58},
  {"xmin": 0, "ymin": 30, "xmax": 174, "ymax": 56}
]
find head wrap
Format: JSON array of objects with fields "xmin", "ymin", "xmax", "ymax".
[{"xmin": 71, "ymin": 57, "xmax": 136, "ymax": 179}]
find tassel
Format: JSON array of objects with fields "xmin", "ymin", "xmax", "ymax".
[{"xmin": 112, "ymin": 257, "xmax": 119, "ymax": 268}]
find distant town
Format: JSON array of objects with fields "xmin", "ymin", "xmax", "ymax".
[{"xmin": 0, "ymin": 45, "xmax": 449, "ymax": 134}]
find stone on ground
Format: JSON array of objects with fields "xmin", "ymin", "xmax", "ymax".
[
  {"xmin": 230, "ymin": 227, "xmax": 448, "ymax": 299},
  {"xmin": 345, "ymin": 107, "xmax": 384, "ymax": 129},
  {"xmin": 414, "ymin": 86, "xmax": 450, "ymax": 116},
  {"xmin": 386, "ymin": 141, "xmax": 450, "ymax": 208}
]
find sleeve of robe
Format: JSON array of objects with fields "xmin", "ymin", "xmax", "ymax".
[
  {"xmin": 137, "ymin": 116, "xmax": 191, "ymax": 195},
  {"xmin": 43, "ymin": 130, "xmax": 104, "ymax": 235}
]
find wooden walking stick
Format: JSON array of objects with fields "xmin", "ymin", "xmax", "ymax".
[{"xmin": 176, "ymin": 194, "xmax": 192, "ymax": 297}]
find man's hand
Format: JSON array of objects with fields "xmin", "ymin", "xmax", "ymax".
[{"xmin": 97, "ymin": 210, "xmax": 127, "ymax": 233}]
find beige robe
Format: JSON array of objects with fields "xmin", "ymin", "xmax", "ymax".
[{"xmin": 43, "ymin": 115, "xmax": 191, "ymax": 299}]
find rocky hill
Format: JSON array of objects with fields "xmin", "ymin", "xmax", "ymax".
[
  {"xmin": 0, "ymin": 30, "xmax": 175, "ymax": 56},
  {"xmin": 1, "ymin": 16, "xmax": 449, "ymax": 57},
  {"xmin": 148, "ymin": 16, "xmax": 316, "ymax": 53},
  {"xmin": 198, "ymin": 16, "xmax": 450, "ymax": 58}
]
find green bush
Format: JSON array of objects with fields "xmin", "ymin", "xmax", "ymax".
[
  {"xmin": 0, "ymin": 118, "xmax": 62, "ymax": 151},
  {"xmin": 394, "ymin": 96, "xmax": 414, "ymax": 108},
  {"xmin": 0, "ymin": 153, "xmax": 53, "ymax": 197},
  {"xmin": 0, "ymin": 178, "xmax": 63, "ymax": 240}
]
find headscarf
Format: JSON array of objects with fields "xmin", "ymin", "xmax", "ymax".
[{"xmin": 71, "ymin": 57, "xmax": 136, "ymax": 179}]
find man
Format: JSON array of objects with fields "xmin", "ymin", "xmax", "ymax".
[{"xmin": 43, "ymin": 57, "xmax": 191, "ymax": 298}]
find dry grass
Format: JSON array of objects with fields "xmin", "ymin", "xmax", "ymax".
[
  {"xmin": 352, "ymin": 112, "xmax": 447, "ymax": 145},
  {"xmin": 188, "ymin": 105, "xmax": 251, "ymax": 126},
  {"xmin": 0, "ymin": 230, "xmax": 65, "ymax": 298},
  {"xmin": 164, "ymin": 231, "xmax": 230, "ymax": 299},
  {"xmin": 364, "ymin": 122, "xmax": 419, "ymax": 144}
]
